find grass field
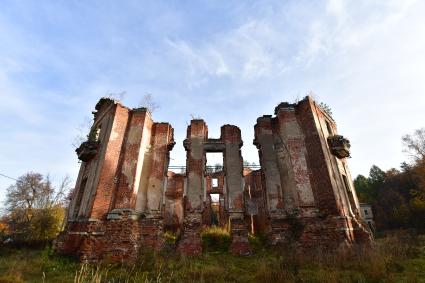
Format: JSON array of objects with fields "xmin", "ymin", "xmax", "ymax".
[{"xmin": 0, "ymin": 232, "xmax": 424, "ymax": 283}]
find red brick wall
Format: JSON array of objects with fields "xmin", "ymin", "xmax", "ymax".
[
  {"xmin": 146, "ymin": 123, "xmax": 174, "ymax": 213},
  {"xmin": 89, "ymin": 104, "xmax": 130, "ymax": 220},
  {"xmin": 163, "ymin": 172, "xmax": 184, "ymax": 231},
  {"xmin": 57, "ymin": 97, "xmax": 372, "ymax": 262},
  {"xmin": 296, "ymin": 98, "xmax": 340, "ymax": 215},
  {"xmin": 114, "ymin": 110, "xmax": 148, "ymax": 209}
]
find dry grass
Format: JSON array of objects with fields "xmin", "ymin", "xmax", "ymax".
[
  {"xmin": 201, "ymin": 225, "xmax": 231, "ymax": 252},
  {"xmin": 0, "ymin": 230, "xmax": 424, "ymax": 282}
]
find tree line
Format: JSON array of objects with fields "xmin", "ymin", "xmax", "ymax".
[{"xmin": 354, "ymin": 128, "xmax": 425, "ymax": 232}]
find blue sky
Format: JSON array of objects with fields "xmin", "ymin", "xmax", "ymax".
[{"xmin": 1, "ymin": 0, "xmax": 425, "ymax": 207}]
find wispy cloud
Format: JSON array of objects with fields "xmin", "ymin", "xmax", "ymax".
[{"xmin": 0, "ymin": 0, "xmax": 425, "ymax": 206}]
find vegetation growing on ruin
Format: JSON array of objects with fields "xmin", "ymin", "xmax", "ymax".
[
  {"xmin": 201, "ymin": 225, "xmax": 231, "ymax": 252},
  {"xmin": 163, "ymin": 231, "xmax": 178, "ymax": 245},
  {"xmin": 0, "ymin": 231, "xmax": 424, "ymax": 283}
]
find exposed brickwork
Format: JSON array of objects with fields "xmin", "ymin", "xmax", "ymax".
[
  {"xmin": 295, "ymin": 98, "xmax": 340, "ymax": 215},
  {"xmin": 114, "ymin": 110, "xmax": 149, "ymax": 209},
  {"xmin": 243, "ymin": 169, "xmax": 268, "ymax": 234},
  {"xmin": 203, "ymin": 172, "xmax": 227, "ymax": 226},
  {"xmin": 177, "ymin": 212, "xmax": 203, "ymax": 256},
  {"xmin": 56, "ymin": 96, "xmax": 372, "ymax": 262},
  {"xmin": 90, "ymin": 104, "xmax": 130, "ymax": 219},
  {"xmin": 163, "ymin": 172, "xmax": 184, "ymax": 232}
]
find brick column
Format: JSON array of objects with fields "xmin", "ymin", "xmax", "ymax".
[
  {"xmin": 254, "ymin": 116, "xmax": 285, "ymax": 214},
  {"xmin": 254, "ymin": 115, "xmax": 297, "ymax": 244},
  {"xmin": 146, "ymin": 123, "xmax": 175, "ymax": 214},
  {"xmin": 222, "ymin": 125, "xmax": 251, "ymax": 255},
  {"xmin": 163, "ymin": 172, "xmax": 184, "ymax": 231},
  {"xmin": 89, "ymin": 104, "xmax": 130, "ymax": 220},
  {"xmin": 114, "ymin": 109, "xmax": 152, "ymax": 209},
  {"xmin": 178, "ymin": 120, "xmax": 207, "ymax": 255},
  {"xmin": 140, "ymin": 122, "xmax": 174, "ymax": 251},
  {"xmin": 296, "ymin": 98, "xmax": 340, "ymax": 216},
  {"xmin": 275, "ymin": 106, "xmax": 315, "ymax": 210}
]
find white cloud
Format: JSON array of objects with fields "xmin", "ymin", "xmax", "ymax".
[
  {"xmin": 160, "ymin": 0, "xmax": 425, "ymax": 176},
  {"xmin": 1, "ymin": 0, "xmax": 425, "ymax": 209},
  {"xmin": 326, "ymin": 0, "xmax": 347, "ymax": 21}
]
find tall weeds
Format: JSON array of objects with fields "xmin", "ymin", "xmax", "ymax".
[
  {"xmin": 69, "ymin": 231, "xmax": 422, "ymax": 283},
  {"xmin": 1, "ymin": 230, "xmax": 423, "ymax": 282},
  {"xmin": 201, "ymin": 225, "xmax": 231, "ymax": 252}
]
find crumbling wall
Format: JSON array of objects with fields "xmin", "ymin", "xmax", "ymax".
[
  {"xmin": 57, "ymin": 98, "xmax": 175, "ymax": 260},
  {"xmin": 163, "ymin": 172, "xmax": 184, "ymax": 232},
  {"xmin": 253, "ymin": 97, "xmax": 371, "ymax": 245},
  {"xmin": 243, "ymin": 169, "xmax": 267, "ymax": 235},
  {"xmin": 57, "ymin": 96, "xmax": 371, "ymax": 262},
  {"xmin": 177, "ymin": 120, "xmax": 207, "ymax": 255},
  {"xmin": 114, "ymin": 109, "xmax": 153, "ymax": 210},
  {"xmin": 221, "ymin": 125, "xmax": 251, "ymax": 255}
]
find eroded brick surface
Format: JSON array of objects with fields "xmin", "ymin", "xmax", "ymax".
[{"xmin": 56, "ymin": 96, "xmax": 372, "ymax": 262}]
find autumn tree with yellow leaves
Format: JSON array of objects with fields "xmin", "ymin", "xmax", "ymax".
[{"xmin": 3, "ymin": 172, "xmax": 71, "ymax": 244}]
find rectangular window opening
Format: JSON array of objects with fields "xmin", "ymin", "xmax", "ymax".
[
  {"xmin": 94, "ymin": 126, "xmax": 101, "ymax": 141},
  {"xmin": 73, "ymin": 177, "xmax": 87, "ymax": 219},
  {"xmin": 210, "ymin": 193, "xmax": 220, "ymax": 204},
  {"xmin": 206, "ymin": 152, "xmax": 224, "ymax": 173},
  {"xmin": 212, "ymin": 178, "xmax": 218, "ymax": 188},
  {"xmin": 325, "ymin": 120, "xmax": 333, "ymax": 135},
  {"xmin": 342, "ymin": 174, "xmax": 356, "ymax": 212}
]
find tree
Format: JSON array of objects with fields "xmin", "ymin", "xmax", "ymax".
[
  {"xmin": 140, "ymin": 93, "xmax": 159, "ymax": 113},
  {"xmin": 354, "ymin": 166, "xmax": 385, "ymax": 204},
  {"xmin": 402, "ymin": 128, "xmax": 425, "ymax": 231},
  {"xmin": 375, "ymin": 189, "xmax": 410, "ymax": 230},
  {"xmin": 402, "ymin": 128, "xmax": 425, "ymax": 161},
  {"xmin": 0, "ymin": 216, "xmax": 9, "ymax": 241},
  {"xmin": 4, "ymin": 172, "xmax": 71, "ymax": 243},
  {"xmin": 72, "ymin": 116, "xmax": 93, "ymax": 148},
  {"xmin": 368, "ymin": 165, "xmax": 386, "ymax": 185},
  {"xmin": 353, "ymin": 174, "xmax": 371, "ymax": 202},
  {"xmin": 352, "ymin": 128, "xmax": 425, "ymax": 232}
]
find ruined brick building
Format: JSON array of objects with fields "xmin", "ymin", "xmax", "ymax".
[{"xmin": 55, "ymin": 96, "xmax": 372, "ymax": 261}]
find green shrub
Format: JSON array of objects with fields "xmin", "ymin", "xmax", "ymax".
[
  {"xmin": 163, "ymin": 231, "xmax": 177, "ymax": 245},
  {"xmin": 201, "ymin": 226, "xmax": 231, "ymax": 252},
  {"xmin": 248, "ymin": 233, "xmax": 267, "ymax": 252}
]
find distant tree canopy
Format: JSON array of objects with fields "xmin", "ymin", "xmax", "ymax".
[
  {"xmin": 354, "ymin": 128, "xmax": 425, "ymax": 232},
  {"xmin": 3, "ymin": 172, "xmax": 71, "ymax": 244},
  {"xmin": 243, "ymin": 160, "xmax": 256, "ymax": 166}
]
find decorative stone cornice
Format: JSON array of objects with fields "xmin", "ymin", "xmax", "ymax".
[
  {"xmin": 327, "ymin": 135, "xmax": 351, "ymax": 158},
  {"xmin": 76, "ymin": 140, "xmax": 99, "ymax": 162}
]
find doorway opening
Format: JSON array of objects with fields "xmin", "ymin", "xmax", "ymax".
[{"xmin": 210, "ymin": 193, "xmax": 220, "ymax": 226}]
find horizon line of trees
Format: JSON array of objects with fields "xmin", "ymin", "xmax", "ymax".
[{"xmin": 354, "ymin": 128, "xmax": 425, "ymax": 232}]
